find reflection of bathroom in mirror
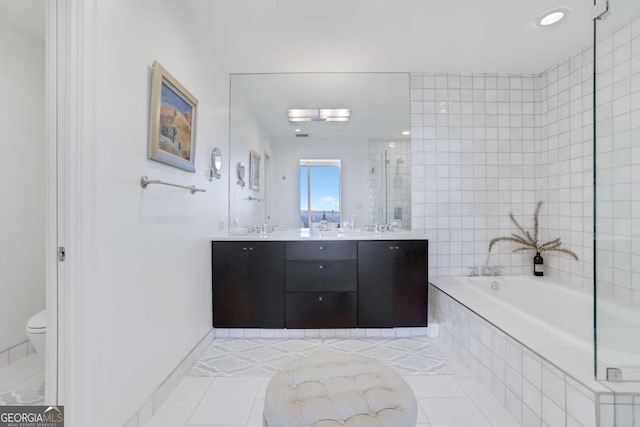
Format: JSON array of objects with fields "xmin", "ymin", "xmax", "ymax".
[
  {"xmin": 0, "ymin": 0, "xmax": 47, "ymax": 405},
  {"xmin": 228, "ymin": 73, "xmax": 411, "ymax": 231}
]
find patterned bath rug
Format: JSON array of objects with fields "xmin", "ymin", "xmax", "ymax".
[{"xmin": 188, "ymin": 337, "xmax": 455, "ymax": 377}]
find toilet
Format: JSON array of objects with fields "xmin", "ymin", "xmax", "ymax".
[{"xmin": 26, "ymin": 310, "xmax": 46, "ymax": 363}]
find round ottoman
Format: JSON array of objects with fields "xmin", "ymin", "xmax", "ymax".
[{"xmin": 263, "ymin": 353, "xmax": 417, "ymax": 427}]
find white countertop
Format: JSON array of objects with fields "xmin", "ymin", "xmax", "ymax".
[{"xmin": 210, "ymin": 228, "xmax": 429, "ymax": 241}]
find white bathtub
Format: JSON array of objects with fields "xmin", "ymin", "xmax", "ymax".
[
  {"xmin": 459, "ymin": 276, "xmax": 593, "ymax": 350},
  {"xmin": 431, "ymin": 275, "xmax": 640, "ymax": 381}
]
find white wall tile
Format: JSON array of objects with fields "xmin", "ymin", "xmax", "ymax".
[{"xmin": 566, "ymin": 384, "xmax": 596, "ymax": 427}]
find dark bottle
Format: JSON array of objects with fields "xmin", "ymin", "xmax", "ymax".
[{"xmin": 534, "ymin": 251, "xmax": 544, "ymax": 276}]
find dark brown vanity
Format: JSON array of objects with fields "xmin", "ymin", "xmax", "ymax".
[{"xmin": 211, "ymin": 237, "xmax": 428, "ymax": 329}]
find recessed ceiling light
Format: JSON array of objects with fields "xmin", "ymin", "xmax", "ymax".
[
  {"xmin": 537, "ymin": 8, "xmax": 568, "ymax": 27},
  {"xmin": 402, "ymin": 131, "xmax": 411, "ymax": 135},
  {"xmin": 295, "ymin": 128, "xmax": 301, "ymax": 132}
]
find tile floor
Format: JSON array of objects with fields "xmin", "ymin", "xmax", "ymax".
[
  {"xmin": 0, "ymin": 354, "xmax": 45, "ymax": 405},
  {"xmin": 148, "ymin": 337, "xmax": 522, "ymax": 427}
]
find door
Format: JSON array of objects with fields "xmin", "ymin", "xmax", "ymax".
[
  {"xmin": 358, "ymin": 241, "xmax": 395, "ymax": 327},
  {"xmin": 394, "ymin": 241, "xmax": 428, "ymax": 326},
  {"xmin": 212, "ymin": 242, "xmax": 284, "ymax": 327}
]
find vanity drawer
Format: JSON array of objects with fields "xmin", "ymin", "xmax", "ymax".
[
  {"xmin": 285, "ymin": 260, "xmax": 357, "ymax": 292},
  {"xmin": 285, "ymin": 241, "xmax": 357, "ymax": 260},
  {"xmin": 285, "ymin": 292, "xmax": 357, "ymax": 328}
]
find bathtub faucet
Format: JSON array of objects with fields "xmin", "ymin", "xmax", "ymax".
[{"xmin": 482, "ymin": 266, "xmax": 502, "ymax": 276}]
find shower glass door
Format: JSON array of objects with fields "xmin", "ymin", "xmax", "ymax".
[
  {"xmin": 368, "ymin": 139, "xmax": 412, "ymax": 229},
  {"xmin": 594, "ymin": 0, "xmax": 640, "ymax": 382}
]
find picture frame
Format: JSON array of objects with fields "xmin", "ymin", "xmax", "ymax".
[
  {"xmin": 249, "ymin": 150, "xmax": 261, "ymax": 191},
  {"xmin": 148, "ymin": 61, "xmax": 199, "ymax": 172}
]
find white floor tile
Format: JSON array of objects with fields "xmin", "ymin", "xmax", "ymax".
[
  {"xmin": 147, "ymin": 377, "xmax": 213, "ymax": 427},
  {"xmin": 13, "ymin": 376, "xmax": 45, "ymax": 392},
  {"xmin": 404, "ymin": 375, "xmax": 466, "ymax": 398},
  {"xmin": 246, "ymin": 399, "xmax": 264, "ymax": 427},
  {"xmin": 419, "ymin": 397, "xmax": 492, "ymax": 427},
  {"xmin": 455, "ymin": 376, "xmax": 522, "ymax": 427},
  {"xmin": 416, "ymin": 404, "xmax": 431, "ymax": 424},
  {"xmin": 188, "ymin": 377, "xmax": 261, "ymax": 425}
]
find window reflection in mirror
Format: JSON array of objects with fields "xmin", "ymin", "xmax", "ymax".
[{"xmin": 300, "ymin": 160, "xmax": 341, "ymax": 229}]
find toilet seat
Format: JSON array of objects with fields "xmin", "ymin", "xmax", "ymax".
[{"xmin": 26, "ymin": 310, "xmax": 46, "ymax": 334}]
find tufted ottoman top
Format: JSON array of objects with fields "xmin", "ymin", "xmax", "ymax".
[{"xmin": 263, "ymin": 353, "xmax": 417, "ymax": 427}]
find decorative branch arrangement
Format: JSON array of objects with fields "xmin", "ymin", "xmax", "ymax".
[{"xmin": 488, "ymin": 201, "xmax": 578, "ymax": 260}]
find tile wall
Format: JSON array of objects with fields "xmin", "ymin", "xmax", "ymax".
[
  {"xmin": 410, "ymin": 73, "xmax": 540, "ymax": 277},
  {"xmin": 592, "ymin": 16, "xmax": 640, "ymax": 302},
  {"xmin": 536, "ymin": 46, "xmax": 594, "ymax": 288},
  {"xmin": 411, "ymin": 14, "xmax": 640, "ymax": 305}
]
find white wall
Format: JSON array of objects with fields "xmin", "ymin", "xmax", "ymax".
[
  {"xmin": 270, "ymin": 137, "xmax": 370, "ymax": 229},
  {"xmin": 91, "ymin": 1, "xmax": 229, "ymax": 425},
  {"xmin": 228, "ymin": 87, "xmax": 272, "ymax": 229},
  {"xmin": 0, "ymin": 14, "xmax": 45, "ymax": 354}
]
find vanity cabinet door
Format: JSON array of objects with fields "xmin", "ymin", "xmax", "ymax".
[
  {"xmin": 393, "ymin": 241, "xmax": 428, "ymax": 326},
  {"xmin": 358, "ymin": 242, "xmax": 395, "ymax": 327},
  {"xmin": 212, "ymin": 242, "xmax": 285, "ymax": 328},
  {"xmin": 357, "ymin": 240, "xmax": 428, "ymax": 327}
]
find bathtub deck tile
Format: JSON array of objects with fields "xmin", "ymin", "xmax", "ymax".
[
  {"xmin": 522, "ymin": 351, "xmax": 543, "ymax": 390},
  {"xmin": 542, "ymin": 365, "xmax": 566, "ymax": 410},
  {"xmin": 523, "ymin": 378, "xmax": 543, "ymax": 417},
  {"xmin": 541, "ymin": 395, "xmax": 565, "ymax": 427},
  {"xmin": 506, "ymin": 365, "xmax": 523, "ymax": 398}
]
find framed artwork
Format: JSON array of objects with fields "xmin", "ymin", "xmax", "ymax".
[
  {"xmin": 249, "ymin": 150, "xmax": 261, "ymax": 191},
  {"xmin": 148, "ymin": 61, "xmax": 198, "ymax": 172}
]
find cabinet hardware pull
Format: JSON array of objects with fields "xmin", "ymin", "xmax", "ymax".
[
  {"xmin": 242, "ymin": 247, "xmax": 248, "ymax": 251},
  {"xmin": 395, "ymin": 246, "xmax": 400, "ymax": 250},
  {"xmin": 248, "ymin": 247, "xmax": 254, "ymax": 251},
  {"xmin": 389, "ymin": 246, "xmax": 394, "ymax": 250}
]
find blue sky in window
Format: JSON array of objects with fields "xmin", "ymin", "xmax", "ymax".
[{"xmin": 300, "ymin": 166, "xmax": 340, "ymax": 212}]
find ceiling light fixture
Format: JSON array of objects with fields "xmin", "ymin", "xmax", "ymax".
[
  {"xmin": 295, "ymin": 128, "xmax": 302, "ymax": 132},
  {"xmin": 288, "ymin": 108, "xmax": 351, "ymax": 123},
  {"xmin": 537, "ymin": 8, "xmax": 568, "ymax": 27},
  {"xmin": 402, "ymin": 131, "xmax": 411, "ymax": 135}
]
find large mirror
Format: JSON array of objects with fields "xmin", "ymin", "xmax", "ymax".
[{"xmin": 228, "ymin": 73, "xmax": 411, "ymax": 231}]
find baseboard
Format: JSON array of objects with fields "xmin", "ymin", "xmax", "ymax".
[
  {"xmin": 213, "ymin": 327, "xmax": 432, "ymax": 339},
  {"xmin": 0, "ymin": 340, "xmax": 37, "ymax": 371},
  {"xmin": 124, "ymin": 328, "xmax": 215, "ymax": 427}
]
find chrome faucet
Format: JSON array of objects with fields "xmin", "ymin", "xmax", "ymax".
[{"xmin": 482, "ymin": 266, "xmax": 502, "ymax": 276}]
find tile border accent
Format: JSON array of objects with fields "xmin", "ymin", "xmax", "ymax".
[
  {"xmin": 124, "ymin": 328, "xmax": 215, "ymax": 427},
  {"xmin": 212, "ymin": 326, "xmax": 439, "ymax": 339},
  {"xmin": 431, "ymin": 284, "xmax": 640, "ymax": 427},
  {"xmin": 0, "ymin": 340, "xmax": 37, "ymax": 371}
]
